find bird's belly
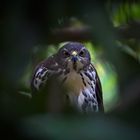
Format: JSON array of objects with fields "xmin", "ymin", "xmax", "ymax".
[{"xmin": 64, "ymin": 71, "xmax": 84, "ymax": 95}]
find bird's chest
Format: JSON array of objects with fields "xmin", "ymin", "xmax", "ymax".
[
  {"xmin": 63, "ymin": 71, "xmax": 84, "ymax": 95},
  {"xmin": 60, "ymin": 69, "xmax": 98, "ymax": 112}
]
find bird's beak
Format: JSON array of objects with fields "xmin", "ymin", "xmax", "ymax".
[{"xmin": 71, "ymin": 51, "xmax": 78, "ymax": 63}]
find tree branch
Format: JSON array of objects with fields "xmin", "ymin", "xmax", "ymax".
[{"xmin": 48, "ymin": 20, "xmax": 140, "ymax": 44}]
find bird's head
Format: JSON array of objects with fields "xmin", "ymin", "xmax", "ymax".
[{"xmin": 56, "ymin": 42, "xmax": 91, "ymax": 71}]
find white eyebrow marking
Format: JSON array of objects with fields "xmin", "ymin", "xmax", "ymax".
[{"xmin": 80, "ymin": 47, "xmax": 86, "ymax": 51}]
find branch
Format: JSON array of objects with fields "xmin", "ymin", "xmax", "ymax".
[
  {"xmin": 48, "ymin": 20, "xmax": 140, "ymax": 44},
  {"xmin": 48, "ymin": 26, "xmax": 92, "ymax": 43}
]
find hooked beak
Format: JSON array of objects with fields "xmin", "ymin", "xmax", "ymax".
[{"xmin": 71, "ymin": 51, "xmax": 78, "ymax": 63}]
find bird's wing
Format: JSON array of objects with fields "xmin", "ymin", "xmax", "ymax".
[
  {"xmin": 31, "ymin": 55, "xmax": 61, "ymax": 92},
  {"xmin": 77, "ymin": 63, "xmax": 104, "ymax": 112},
  {"xmin": 90, "ymin": 63, "xmax": 104, "ymax": 111}
]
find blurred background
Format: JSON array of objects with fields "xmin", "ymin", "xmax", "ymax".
[{"xmin": 0, "ymin": 0, "xmax": 140, "ymax": 139}]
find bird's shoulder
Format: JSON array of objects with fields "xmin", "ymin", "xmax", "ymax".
[
  {"xmin": 36, "ymin": 55, "xmax": 59, "ymax": 70},
  {"xmin": 31, "ymin": 54, "xmax": 63, "ymax": 91}
]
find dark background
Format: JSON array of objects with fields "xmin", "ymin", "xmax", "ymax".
[{"xmin": 0, "ymin": 0, "xmax": 140, "ymax": 139}]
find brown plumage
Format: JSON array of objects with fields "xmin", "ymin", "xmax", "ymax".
[{"xmin": 31, "ymin": 42, "xmax": 104, "ymax": 112}]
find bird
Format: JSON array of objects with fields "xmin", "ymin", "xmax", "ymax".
[{"xmin": 31, "ymin": 42, "xmax": 104, "ymax": 112}]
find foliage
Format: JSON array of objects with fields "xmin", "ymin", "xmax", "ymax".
[{"xmin": 1, "ymin": 0, "xmax": 140, "ymax": 139}]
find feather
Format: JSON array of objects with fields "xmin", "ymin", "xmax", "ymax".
[{"xmin": 30, "ymin": 42, "xmax": 104, "ymax": 112}]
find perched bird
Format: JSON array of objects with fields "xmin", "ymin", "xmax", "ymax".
[{"xmin": 31, "ymin": 42, "xmax": 104, "ymax": 112}]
